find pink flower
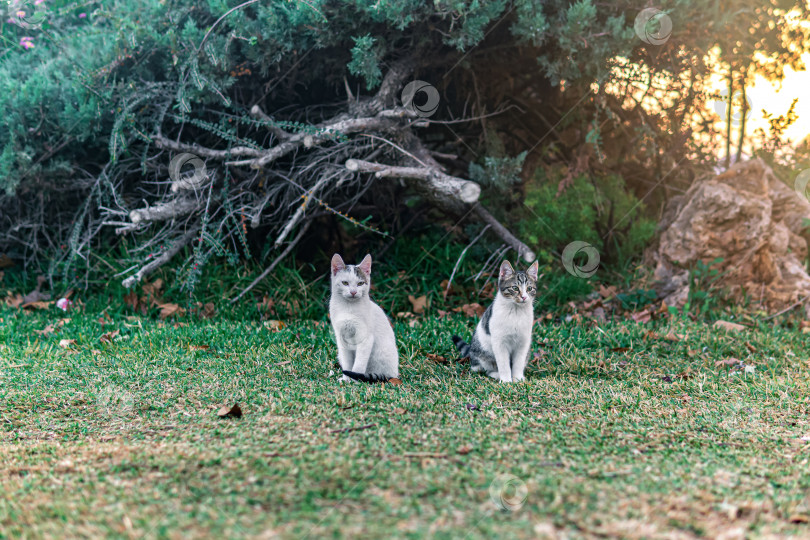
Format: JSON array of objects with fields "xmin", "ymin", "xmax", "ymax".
[
  {"xmin": 78, "ymin": 13, "xmax": 86, "ymax": 18},
  {"xmin": 35, "ymin": 0, "xmax": 46, "ymax": 5},
  {"xmin": 56, "ymin": 298, "xmax": 72, "ymax": 312},
  {"xmin": 19, "ymin": 37, "xmax": 34, "ymax": 50}
]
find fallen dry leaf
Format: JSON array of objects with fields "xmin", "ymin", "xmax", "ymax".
[
  {"xmin": 629, "ymin": 310, "xmax": 652, "ymax": 324},
  {"xmin": 677, "ymin": 367, "xmax": 694, "ymax": 380},
  {"xmin": 99, "ymin": 330, "xmax": 120, "ymax": 344},
  {"xmin": 407, "ymin": 294, "xmax": 427, "ymax": 314},
  {"xmin": 479, "ymin": 281, "xmax": 495, "ymax": 299},
  {"xmin": 386, "ymin": 378, "xmax": 403, "ymax": 386},
  {"xmin": 393, "ymin": 407, "xmax": 406, "ymax": 415},
  {"xmin": 713, "ymin": 320, "xmax": 746, "ymax": 332},
  {"xmin": 436, "ymin": 309, "xmax": 451, "ymax": 319},
  {"xmin": 440, "ymin": 279, "xmax": 458, "ymax": 299},
  {"xmin": 426, "ymin": 353, "xmax": 447, "ymax": 364},
  {"xmin": 157, "ymin": 303, "xmax": 185, "ymax": 319},
  {"xmin": 142, "ymin": 278, "xmax": 164, "ymax": 299},
  {"xmin": 0, "ymin": 253, "xmax": 13, "ymax": 268},
  {"xmin": 23, "ymin": 276, "xmax": 50, "ymax": 304},
  {"xmin": 396, "ymin": 311, "xmax": 415, "ymax": 319},
  {"xmin": 189, "ymin": 344, "xmax": 210, "ymax": 351},
  {"xmin": 263, "ymin": 320, "xmax": 285, "ymax": 331},
  {"xmin": 217, "ymin": 404, "xmax": 242, "ymax": 418},
  {"xmin": 456, "ymin": 445, "xmax": 473, "ymax": 455},
  {"xmin": 200, "ymin": 302, "xmax": 216, "ymax": 319},
  {"xmin": 58, "ymin": 339, "xmax": 76, "ymax": 349},
  {"xmin": 715, "ymin": 358, "xmax": 741, "ymax": 368},
  {"xmin": 256, "ymin": 295, "xmax": 275, "ymax": 313},
  {"xmin": 276, "ymin": 298, "xmax": 300, "ymax": 316},
  {"xmin": 5, "ymin": 294, "xmax": 23, "ymax": 308},
  {"xmin": 34, "ymin": 324, "xmax": 58, "ymax": 336},
  {"xmin": 599, "ymin": 284, "xmax": 618, "ymax": 299},
  {"xmin": 457, "ymin": 303, "xmax": 486, "ymax": 318},
  {"xmin": 582, "ymin": 298, "xmax": 603, "ymax": 310},
  {"xmin": 123, "ymin": 290, "xmax": 139, "ymax": 310},
  {"xmin": 22, "ymin": 301, "xmax": 53, "ymax": 310}
]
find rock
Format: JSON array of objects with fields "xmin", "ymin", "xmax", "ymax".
[{"xmin": 645, "ymin": 159, "xmax": 810, "ymax": 314}]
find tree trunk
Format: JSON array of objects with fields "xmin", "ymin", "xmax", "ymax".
[
  {"xmin": 735, "ymin": 68, "xmax": 748, "ymax": 163},
  {"xmin": 724, "ymin": 71, "xmax": 733, "ymax": 169}
]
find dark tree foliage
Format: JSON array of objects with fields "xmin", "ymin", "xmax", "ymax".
[{"xmin": 0, "ymin": 0, "xmax": 807, "ymax": 294}]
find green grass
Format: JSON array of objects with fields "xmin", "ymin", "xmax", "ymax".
[{"xmin": 2, "ymin": 305, "xmax": 810, "ymax": 539}]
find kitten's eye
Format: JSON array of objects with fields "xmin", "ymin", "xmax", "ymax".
[
  {"xmin": 511, "ymin": 286, "xmax": 519, "ymax": 291},
  {"xmin": 357, "ymin": 281, "xmax": 365, "ymax": 286},
  {"xmin": 528, "ymin": 286, "xmax": 535, "ymax": 291},
  {"xmin": 342, "ymin": 281, "xmax": 349, "ymax": 286}
]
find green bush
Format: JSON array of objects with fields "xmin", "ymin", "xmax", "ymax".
[{"xmin": 519, "ymin": 167, "xmax": 656, "ymax": 271}]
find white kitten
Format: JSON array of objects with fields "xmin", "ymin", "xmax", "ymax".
[
  {"xmin": 453, "ymin": 260, "xmax": 539, "ymax": 383},
  {"xmin": 329, "ymin": 254, "xmax": 399, "ymax": 383}
]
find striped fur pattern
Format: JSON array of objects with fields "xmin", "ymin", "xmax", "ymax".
[
  {"xmin": 341, "ymin": 370, "xmax": 390, "ymax": 383},
  {"xmin": 329, "ymin": 253, "xmax": 399, "ymax": 383},
  {"xmin": 453, "ymin": 260, "xmax": 538, "ymax": 383}
]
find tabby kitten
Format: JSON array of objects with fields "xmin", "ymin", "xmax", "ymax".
[
  {"xmin": 329, "ymin": 254, "xmax": 399, "ymax": 383},
  {"xmin": 452, "ymin": 260, "xmax": 539, "ymax": 383}
]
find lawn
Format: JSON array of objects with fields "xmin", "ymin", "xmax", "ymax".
[{"xmin": 2, "ymin": 305, "xmax": 810, "ymax": 539}]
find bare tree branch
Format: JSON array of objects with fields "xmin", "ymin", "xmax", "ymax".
[
  {"xmin": 153, "ymin": 134, "xmax": 263, "ymax": 159},
  {"xmin": 351, "ymin": 58, "xmax": 415, "ymax": 116},
  {"xmin": 249, "ymin": 105, "xmax": 293, "ymax": 140},
  {"xmin": 472, "ymin": 205, "xmax": 535, "ymax": 262},
  {"xmin": 225, "ymin": 115, "xmax": 398, "ymax": 168},
  {"xmin": 345, "ymin": 158, "xmax": 481, "ymax": 203},
  {"xmin": 401, "ymin": 134, "xmax": 536, "ymax": 262},
  {"xmin": 122, "ymin": 225, "xmax": 200, "ymax": 288},
  {"xmin": 230, "ymin": 220, "xmax": 312, "ymax": 303},
  {"xmin": 129, "ymin": 198, "xmax": 200, "ymax": 224}
]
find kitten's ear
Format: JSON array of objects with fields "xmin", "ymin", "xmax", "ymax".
[
  {"xmin": 331, "ymin": 254, "xmax": 346, "ymax": 276},
  {"xmin": 499, "ymin": 260, "xmax": 515, "ymax": 280},
  {"xmin": 527, "ymin": 261, "xmax": 539, "ymax": 281},
  {"xmin": 358, "ymin": 254, "xmax": 372, "ymax": 276}
]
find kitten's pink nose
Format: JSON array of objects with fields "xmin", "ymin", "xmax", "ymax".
[
  {"xmin": 350, "ymin": 290, "xmax": 357, "ymax": 297},
  {"xmin": 521, "ymin": 295, "xmax": 527, "ymax": 301}
]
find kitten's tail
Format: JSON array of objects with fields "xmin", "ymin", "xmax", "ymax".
[
  {"xmin": 452, "ymin": 335, "xmax": 471, "ymax": 358},
  {"xmin": 342, "ymin": 370, "xmax": 392, "ymax": 383}
]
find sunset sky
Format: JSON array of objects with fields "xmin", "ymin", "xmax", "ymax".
[{"xmin": 712, "ymin": 52, "xmax": 810, "ymax": 153}]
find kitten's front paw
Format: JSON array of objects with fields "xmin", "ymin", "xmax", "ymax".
[
  {"xmin": 513, "ymin": 375, "xmax": 525, "ymax": 382},
  {"xmin": 499, "ymin": 376, "xmax": 513, "ymax": 384},
  {"xmin": 338, "ymin": 374, "xmax": 351, "ymax": 383}
]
